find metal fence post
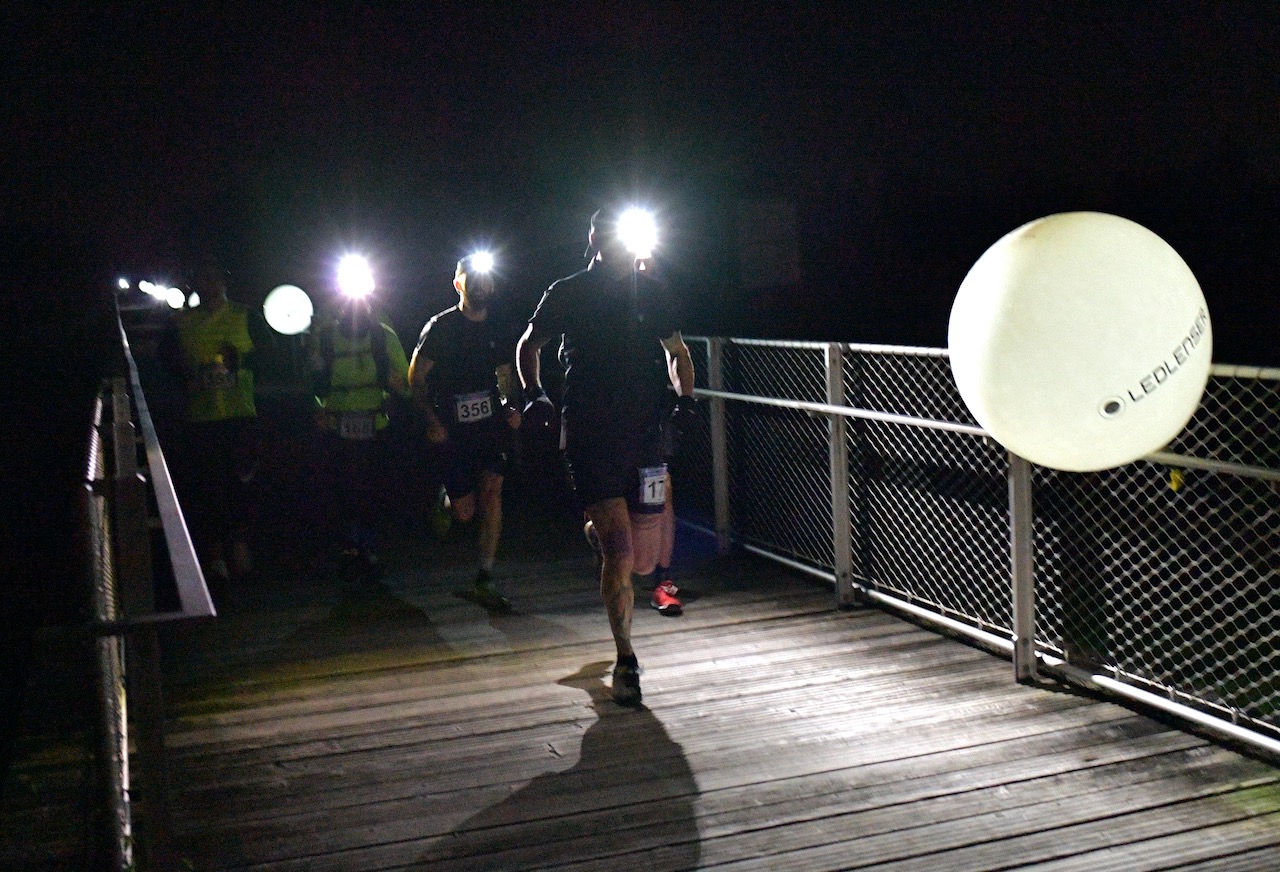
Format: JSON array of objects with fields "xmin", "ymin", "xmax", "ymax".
[
  {"xmin": 827, "ymin": 344, "xmax": 855, "ymax": 606},
  {"xmin": 708, "ymin": 338, "xmax": 731, "ymax": 554},
  {"xmin": 1008, "ymin": 451, "xmax": 1038, "ymax": 683}
]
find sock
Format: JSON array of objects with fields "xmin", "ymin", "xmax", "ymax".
[
  {"xmin": 475, "ymin": 568, "xmax": 492, "ymax": 586},
  {"xmin": 617, "ymin": 653, "xmax": 639, "ymax": 668},
  {"xmin": 656, "ymin": 565, "xmax": 671, "ymax": 583}
]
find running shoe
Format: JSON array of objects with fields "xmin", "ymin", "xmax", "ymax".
[
  {"xmin": 611, "ymin": 660, "xmax": 642, "ymax": 705},
  {"xmin": 651, "ymin": 580, "xmax": 683, "ymax": 616},
  {"xmin": 472, "ymin": 573, "xmax": 512, "ymax": 613}
]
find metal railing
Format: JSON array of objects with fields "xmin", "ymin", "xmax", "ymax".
[
  {"xmin": 84, "ymin": 309, "xmax": 216, "ymax": 869},
  {"xmin": 674, "ymin": 336, "xmax": 1280, "ymax": 761}
]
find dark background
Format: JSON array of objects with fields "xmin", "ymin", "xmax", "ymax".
[{"xmin": 4, "ymin": 2, "xmax": 1279, "ymax": 364}]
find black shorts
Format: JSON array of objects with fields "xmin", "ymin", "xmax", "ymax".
[
  {"xmin": 439, "ymin": 415, "xmax": 517, "ymax": 499},
  {"xmin": 563, "ymin": 416, "xmax": 665, "ymax": 512}
]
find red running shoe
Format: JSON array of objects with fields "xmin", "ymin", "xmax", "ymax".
[{"xmin": 651, "ymin": 580, "xmax": 683, "ymax": 616}]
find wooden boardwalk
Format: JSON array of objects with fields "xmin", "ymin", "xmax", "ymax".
[{"xmin": 7, "ymin": 500, "xmax": 1280, "ymax": 870}]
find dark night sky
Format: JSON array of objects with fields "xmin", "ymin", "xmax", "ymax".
[{"xmin": 4, "ymin": 2, "xmax": 1279, "ymax": 364}]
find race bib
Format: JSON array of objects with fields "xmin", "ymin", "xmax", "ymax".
[
  {"xmin": 454, "ymin": 390, "xmax": 493, "ymax": 424},
  {"xmin": 198, "ymin": 363, "xmax": 236, "ymax": 391},
  {"xmin": 639, "ymin": 464, "xmax": 668, "ymax": 508},
  {"xmin": 338, "ymin": 411, "xmax": 376, "ymax": 441}
]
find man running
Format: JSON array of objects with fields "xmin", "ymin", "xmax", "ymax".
[
  {"xmin": 410, "ymin": 252, "xmax": 521, "ymax": 611},
  {"xmin": 517, "ymin": 206, "xmax": 695, "ymax": 704}
]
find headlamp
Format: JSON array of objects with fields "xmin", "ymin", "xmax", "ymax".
[
  {"xmin": 469, "ymin": 250, "xmax": 495, "ymax": 274},
  {"xmin": 337, "ymin": 254, "xmax": 375, "ymax": 299},
  {"xmin": 616, "ymin": 207, "xmax": 658, "ymax": 259}
]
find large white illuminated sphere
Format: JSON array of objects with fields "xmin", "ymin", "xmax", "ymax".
[
  {"xmin": 263, "ymin": 285, "xmax": 314, "ymax": 335},
  {"xmin": 948, "ymin": 212, "xmax": 1212, "ymax": 472}
]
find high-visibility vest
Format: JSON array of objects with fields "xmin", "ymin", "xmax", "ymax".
[
  {"xmin": 314, "ymin": 320, "xmax": 409, "ymax": 431},
  {"xmin": 178, "ymin": 302, "xmax": 255, "ymax": 423}
]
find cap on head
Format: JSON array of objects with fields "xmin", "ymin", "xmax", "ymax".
[
  {"xmin": 455, "ymin": 251, "xmax": 496, "ymax": 305},
  {"xmin": 585, "ymin": 205, "xmax": 657, "ymax": 260},
  {"xmin": 457, "ymin": 251, "xmax": 495, "ymax": 276}
]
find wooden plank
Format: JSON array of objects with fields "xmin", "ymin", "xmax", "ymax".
[
  {"xmin": 148, "ymin": 542, "xmax": 1280, "ymax": 872},
  {"xmin": 162, "ymin": 569, "xmax": 846, "ymax": 707},
  {"xmin": 1018, "ymin": 813, "xmax": 1280, "ymax": 871},
  {"xmin": 165, "ymin": 609, "xmax": 922, "ymax": 739},
  {"xmin": 175, "ymin": 704, "xmax": 1156, "ymax": 851},
  {"xmin": 686, "ymin": 782, "xmax": 1280, "ymax": 872},
  {"xmin": 178, "ymin": 722, "xmax": 1208, "ymax": 869},
  {"xmin": 166, "ymin": 665, "xmax": 1096, "ymax": 813},
  {"xmin": 165, "ymin": 630, "xmax": 979, "ymax": 765},
  {"xmin": 381, "ymin": 747, "xmax": 1275, "ymax": 872},
  {"xmin": 171, "ymin": 686, "xmax": 1120, "ymax": 832}
]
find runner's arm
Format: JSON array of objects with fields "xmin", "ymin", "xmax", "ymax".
[
  {"xmin": 516, "ymin": 323, "xmax": 551, "ymax": 397},
  {"xmin": 408, "ymin": 348, "xmax": 447, "ymax": 440},
  {"xmin": 661, "ymin": 331, "xmax": 694, "ymax": 397}
]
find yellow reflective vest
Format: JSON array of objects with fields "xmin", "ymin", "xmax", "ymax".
[
  {"xmin": 313, "ymin": 318, "xmax": 409, "ymax": 432},
  {"xmin": 177, "ymin": 301, "xmax": 256, "ymax": 423}
]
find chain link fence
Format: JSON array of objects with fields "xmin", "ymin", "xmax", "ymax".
[{"xmin": 680, "ymin": 337, "xmax": 1280, "ymax": 757}]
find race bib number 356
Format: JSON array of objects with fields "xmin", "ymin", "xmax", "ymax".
[{"xmin": 454, "ymin": 390, "xmax": 493, "ymax": 423}]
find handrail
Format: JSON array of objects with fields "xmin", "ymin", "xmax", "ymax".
[
  {"xmin": 87, "ymin": 302, "xmax": 217, "ymax": 869},
  {"xmin": 105, "ymin": 310, "xmax": 215, "ymax": 628},
  {"xmin": 692, "ymin": 386, "xmax": 989, "ymax": 437}
]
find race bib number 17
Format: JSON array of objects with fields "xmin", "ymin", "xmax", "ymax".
[{"xmin": 639, "ymin": 464, "xmax": 668, "ymax": 507}]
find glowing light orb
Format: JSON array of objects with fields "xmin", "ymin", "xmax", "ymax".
[
  {"xmin": 165, "ymin": 286, "xmax": 186, "ymax": 309},
  {"xmin": 470, "ymin": 250, "xmax": 494, "ymax": 273},
  {"xmin": 187, "ymin": 292, "xmax": 201, "ymax": 308},
  {"xmin": 337, "ymin": 254, "xmax": 375, "ymax": 299},
  {"xmin": 117, "ymin": 278, "xmax": 130, "ymax": 290},
  {"xmin": 263, "ymin": 284, "xmax": 314, "ymax": 335},
  {"xmin": 948, "ymin": 211, "xmax": 1212, "ymax": 472}
]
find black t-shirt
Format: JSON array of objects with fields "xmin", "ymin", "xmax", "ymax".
[
  {"xmin": 529, "ymin": 262, "xmax": 680, "ymax": 429},
  {"xmin": 414, "ymin": 306, "xmax": 509, "ymax": 421}
]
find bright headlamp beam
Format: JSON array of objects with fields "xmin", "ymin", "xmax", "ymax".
[
  {"xmin": 470, "ymin": 251, "xmax": 495, "ymax": 274},
  {"xmin": 337, "ymin": 254, "xmax": 375, "ymax": 299},
  {"xmin": 617, "ymin": 207, "xmax": 658, "ymax": 259}
]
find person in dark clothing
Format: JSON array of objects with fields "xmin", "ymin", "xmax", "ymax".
[
  {"xmin": 516, "ymin": 206, "xmax": 696, "ymax": 704},
  {"xmin": 409, "ymin": 252, "xmax": 522, "ymax": 611}
]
